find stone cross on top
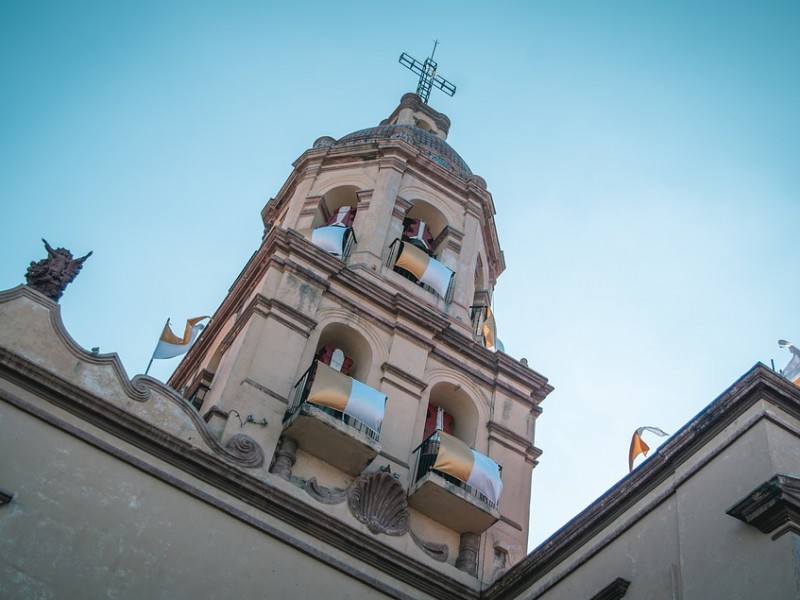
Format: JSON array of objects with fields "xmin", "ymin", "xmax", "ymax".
[{"xmin": 398, "ymin": 40, "xmax": 456, "ymax": 104}]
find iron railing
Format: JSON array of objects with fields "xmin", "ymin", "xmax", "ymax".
[
  {"xmin": 284, "ymin": 360, "xmax": 380, "ymax": 441},
  {"xmin": 411, "ymin": 432, "xmax": 500, "ymax": 509}
]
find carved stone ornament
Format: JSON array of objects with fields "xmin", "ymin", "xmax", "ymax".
[
  {"xmin": 455, "ymin": 532, "xmax": 480, "ymax": 576},
  {"xmin": 347, "ymin": 471, "xmax": 410, "ymax": 536},
  {"xmin": 304, "ymin": 478, "xmax": 349, "ymax": 505},
  {"xmin": 224, "ymin": 434, "xmax": 264, "ymax": 468},
  {"xmin": 269, "ymin": 436, "xmax": 298, "ymax": 480},
  {"xmin": 409, "ymin": 529, "xmax": 449, "ymax": 562},
  {"xmin": 25, "ymin": 239, "xmax": 92, "ymax": 302}
]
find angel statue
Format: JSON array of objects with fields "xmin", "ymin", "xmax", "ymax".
[{"xmin": 25, "ymin": 239, "xmax": 92, "ymax": 302}]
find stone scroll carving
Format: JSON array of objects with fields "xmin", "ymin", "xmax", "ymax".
[
  {"xmin": 304, "ymin": 478, "xmax": 349, "ymax": 505},
  {"xmin": 224, "ymin": 434, "xmax": 265, "ymax": 468},
  {"xmin": 25, "ymin": 239, "xmax": 92, "ymax": 302},
  {"xmin": 409, "ymin": 529, "xmax": 449, "ymax": 562}
]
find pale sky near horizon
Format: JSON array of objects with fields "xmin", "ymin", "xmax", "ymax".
[{"xmin": 2, "ymin": 1, "xmax": 799, "ymax": 552}]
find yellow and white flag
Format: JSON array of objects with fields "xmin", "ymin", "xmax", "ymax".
[
  {"xmin": 483, "ymin": 307, "xmax": 497, "ymax": 352},
  {"xmin": 628, "ymin": 426, "xmax": 668, "ymax": 472},
  {"xmin": 152, "ymin": 316, "xmax": 209, "ymax": 360},
  {"xmin": 778, "ymin": 340, "xmax": 800, "ymax": 385},
  {"xmin": 395, "ymin": 241, "xmax": 454, "ymax": 299},
  {"xmin": 307, "ymin": 361, "xmax": 386, "ymax": 433},
  {"xmin": 433, "ymin": 431, "xmax": 503, "ymax": 504}
]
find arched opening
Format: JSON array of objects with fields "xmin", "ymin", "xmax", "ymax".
[
  {"xmin": 471, "ymin": 255, "xmax": 494, "ymax": 348},
  {"xmin": 313, "ymin": 322, "xmax": 373, "ymax": 382},
  {"xmin": 411, "ymin": 383, "xmax": 503, "ymax": 508},
  {"xmin": 423, "ymin": 382, "xmax": 479, "ymax": 446},
  {"xmin": 310, "ymin": 186, "xmax": 359, "ymax": 260},
  {"xmin": 388, "ymin": 200, "xmax": 454, "ymax": 300},
  {"xmin": 403, "ymin": 200, "xmax": 448, "ymax": 254},
  {"xmin": 284, "ymin": 322, "xmax": 384, "ymax": 440}
]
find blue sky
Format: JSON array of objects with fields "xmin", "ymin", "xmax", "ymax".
[{"xmin": 2, "ymin": 1, "xmax": 798, "ymax": 550}]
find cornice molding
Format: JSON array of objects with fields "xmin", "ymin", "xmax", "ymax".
[
  {"xmin": 381, "ymin": 361, "xmax": 428, "ymax": 396},
  {"xmin": 487, "ymin": 422, "xmax": 542, "ymax": 464}
]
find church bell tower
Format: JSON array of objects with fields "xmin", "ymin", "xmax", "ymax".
[{"xmin": 169, "ymin": 91, "xmax": 552, "ymax": 584}]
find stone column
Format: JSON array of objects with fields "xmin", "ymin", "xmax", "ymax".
[
  {"xmin": 270, "ymin": 436, "xmax": 298, "ymax": 480},
  {"xmin": 455, "ymin": 532, "xmax": 481, "ymax": 577}
]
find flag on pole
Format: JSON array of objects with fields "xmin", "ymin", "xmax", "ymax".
[
  {"xmin": 433, "ymin": 431, "xmax": 504, "ymax": 504},
  {"xmin": 152, "ymin": 316, "xmax": 209, "ymax": 360},
  {"xmin": 628, "ymin": 426, "xmax": 669, "ymax": 472},
  {"xmin": 778, "ymin": 340, "xmax": 800, "ymax": 385}
]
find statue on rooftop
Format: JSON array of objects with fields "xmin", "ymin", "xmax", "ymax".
[{"xmin": 25, "ymin": 239, "xmax": 92, "ymax": 302}]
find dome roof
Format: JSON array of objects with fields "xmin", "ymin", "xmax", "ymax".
[{"xmin": 332, "ymin": 125, "xmax": 473, "ymax": 179}]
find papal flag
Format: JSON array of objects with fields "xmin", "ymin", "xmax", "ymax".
[
  {"xmin": 433, "ymin": 431, "xmax": 504, "ymax": 504},
  {"xmin": 394, "ymin": 241, "xmax": 454, "ymax": 299},
  {"xmin": 307, "ymin": 361, "xmax": 386, "ymax": 433},
  {"xmin": 628, "ymin": 426, "xmax": 669, "ymax": 472},
  {"xmin": 483, "ymin": 307, "xmax": 497, "ymax": 352},
  {"xmin": 778, "ymin": 340, "xmax": 800, "ymax": 385},
  {"xmin": 152, "ymin": 316, "xmax": 209, "ymax": 360}
]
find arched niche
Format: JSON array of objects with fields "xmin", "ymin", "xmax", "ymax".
[
  {"xmin": 404, "ymin": 200, "xmax": 449, "ymax": 252},
  {"xmin": 424, "ymin": 382, "xmax": 479, "ymax": 446},
  {"xmin": 311, "ymin": 185, "xmax": 360, "ymax": 230},
  {"xmin": 314, "ymin": 322, "xmax": 373, "ymax": 382}
]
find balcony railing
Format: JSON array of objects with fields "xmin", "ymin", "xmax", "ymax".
[
  {"xmin": 285, "ymin": 360, "xmax": 382, "ymax": 441},
  {"xmin": 411, "ymin": 432, "xmax": 501, "ymax": 509}
]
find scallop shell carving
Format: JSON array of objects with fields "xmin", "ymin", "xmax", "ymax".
[{"xmin": 347, "ymin": 471, "xmax": 410, "ymax": 536}]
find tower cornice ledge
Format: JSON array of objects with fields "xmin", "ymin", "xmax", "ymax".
[{"xmin": 487, "ymin": 422, "xmax": 543, "ymax": 465}]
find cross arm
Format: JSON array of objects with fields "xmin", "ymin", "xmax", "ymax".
[{"xmin": 399, "ymin": 53, "xmax": 425, "ymax": 76}]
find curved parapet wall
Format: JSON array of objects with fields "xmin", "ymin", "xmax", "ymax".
[{"xmin": 0, "ymin": 285, "xmax": 264, "ymax": 470}]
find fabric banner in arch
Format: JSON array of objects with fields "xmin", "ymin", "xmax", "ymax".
[
  {"xmin": 394, "ymin": 240, "xmax": 454, "ymax": 299},
  {"xmin": 312, "ymin": 225, "xmax": 351, "ymax": 257},
  {"xmin": 433, "ymin": 431, "xmax": 503, "ymax": 505},
  {"xmin": 306, "ymin": 361, "xmax": 386, "ymax": 433}
]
